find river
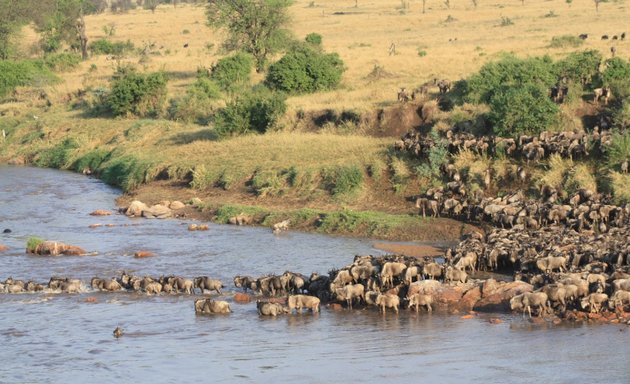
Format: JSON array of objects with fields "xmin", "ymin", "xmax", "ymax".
[{"xmin": 0, "ymin": 165, "xmax": 627, "ymax": 383}]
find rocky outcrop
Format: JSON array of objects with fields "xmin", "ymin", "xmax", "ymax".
[
  {"xmin": 124, "ymin": 200, "xmax": 173, "ymax": 219},
  {"xmin": 90, "ymin": 210, "xmax": 112, "ymax": 216},
  {"xmin": 141, "ymin": 204, "xmax": 172, "ymax": 219},
  {"xmin": 31, "ymin": 241, "xmax": 87, "ymax": 256},
  {"xmin": 473, "ymin": 279, "xmax": 534, "ymax": 312},
  {"xmin": 125, "ymin": 200, "xmax": 149, "ymax": 217}
]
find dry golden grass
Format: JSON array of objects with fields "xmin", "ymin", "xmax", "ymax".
[
  {"xmin": 16, "ymin": 0, "xmax": 627, "ymax": 113},
  {"xmin": 609, "ymin": 171, "xmax": 630, "ymax": 203}
]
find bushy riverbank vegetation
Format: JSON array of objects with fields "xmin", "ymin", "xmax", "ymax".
[{"xmin": 1, "ymin": 0, "xmax": 629, "ymax": 239}]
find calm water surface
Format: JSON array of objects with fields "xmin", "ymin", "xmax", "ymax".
[{"xmin": 0, "ymin": 166, "xmax": 627, "ymax": 383}]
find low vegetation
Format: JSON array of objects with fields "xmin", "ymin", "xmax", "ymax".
[{"xmin": 1, "ymin": 1, "xmax": 630, "ymax": 239}]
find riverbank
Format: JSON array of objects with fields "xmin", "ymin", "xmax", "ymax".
[{"xmin": 114, "ymin": 179, "xmax": 479, "ymax": 245}]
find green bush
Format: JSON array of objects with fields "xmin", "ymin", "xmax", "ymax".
[
  {"xmin": 250, "ymin": 169, "xmax": 286, "ymax": 197},
  {"xmin": 265, "ymin": 45, "xmax": 345, "ymax": 94},
  {"xmin": 72, "ymin": 149, "xmax": 111, "ymax": 174},
  {"xmin": 108, "ymin": 71, "xmax": 168, "ymax": 117},
  {"xmin": 488, "ymin": 83, "xmax": 559, "ymax": 138},
  {"xmin": 89, "ymin": 38, "xmax": 135, "ymax": 55},
  {"xmin": 214, "ymin": 87, "xmax": 287, "ymax": 137},
  {"xmin": 605, "ymin": 132, "xmax": 630, "ymax": 170},
  {"xmin": 554, "ymin": 50, "xmax": 602, "ymax": 84},
  {"xmin": 464, "ymin": 54, "xmax": 556, "ymax": 104},
  {"xmin": 99, "ymin": 155, "xmax": 153, "ymax": 191},
  {"xmin": 602, "ymin": 57, "xmax": 630, "ymax": 86},
  {"xmin": 210, "ymin": 52, "xmax": 253, "ymax": 92},
  {"xmin": 0, "ymin": 60, "xmax": 57, "ymax": 99},
  {"xmin": 169, "ymin": 77, "xmax": 222, "ymax": 123},
  {"xmin": 34, "ymin": 138, "xmax": 80, "ymax": 169},
  {"xmin": 26, "ymin": 237, "xmax": 45, "ymax": 253},
  {"xmin": 42, "ymin": 53, "xmax": 82, "ymax": 72},
  {"xmin": 305, "ymin": 32, "xmax": 322, "ymax": 46},
  {"xmin": 549, "ymin": 35, "xmax": 583, "ymax": 48},
  {"xmin": 321, "ymin": 165, "xmax": 364, "ymax": 196}
]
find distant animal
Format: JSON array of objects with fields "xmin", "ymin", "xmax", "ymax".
[
  {"xmin": 611, "ymin": 46, "xmax": 617, "ymax": 57},
  {"xmin": 256, "ymin": 300, "xmax": 288, "ymax": 316},
  {"xmin": 397, "ymin": 88, "xmax": 410, "ymax": 103},
  {"xmin": 195, "ymin": 298, "xmax": 232, "ymax": 314},
  {"xmin": 287, "ymin": 294, "xmax": 321, "ymax": 313},
  {"xmin": 578, "ymin": 33, "xmax": 588, "ymax": 40},
  {"xmin": 194, "ymin": 277, "xmax": 223, "ymax": 294},
  {"xmin": 375, "ymin": 293, "xmax": 400, "ymax": 314},
  {"xmin": 601, "ymin": 35, "xmax": 609, "ymax": 40},
  {"xmin": 408, "ymin": 293, "xmax": 433, "ymax": 313},
  {"xmin": 183, "ymin": 43, "xmax": 189, "ymax": 48},
  {"xmin": 612, "ymin": 35, "xmax": 618, "ymax": 40},
  {"xmin": 621, "ymin": 32, "xmax": 626, "ymax": 40},
  {"xmin": 113, "ymin": 327, "xmax": 123, "ymax": 338}
]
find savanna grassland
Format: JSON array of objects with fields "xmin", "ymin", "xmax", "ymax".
[{"xmin": 0, "ymin": 0, "xmax": 628, "ymax": 241}]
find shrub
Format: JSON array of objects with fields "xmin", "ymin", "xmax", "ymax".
[
  {"xmin": 99, "ymin": 155, "xmax": 153, "ymax": 191},
  {"xmin": 464, "ymin": 54, "xmax": 556, "ymax": 104},
  {"xmin": 42, "ymin": 53, "xmax": 81, "ymax": 72},
  {"xmin": 214, "ymin": 87, "xmax": 286, "ymax": 137},
  {"xmin": 488, "ymin": 83, "xmax": 559, "ymax": 137},
  {"xmin": 554, "ymin": 50, "xmax": 602, "ymax": 84},
  {"xmin": 34, "ymin": 138, "xmax": 80, "ymax": 169},
  {"xmin": 26, "ymin": 237, "xmax": 45, "ymax": 253},
  {"xmin": 549, "ymin": 35, "xmax": 583, "ymax": 48},
  {"xmin": 265, "ymin": 45, "xmax": 345, "ymax": 94},
  {"xmin": 89, "ymin": 38, "xmax": 134, "ymax": 55},
  {"xmin": 602, "ymin": 57, "xmax": 630, "ymax": 86},
  {"xmin": 321, "ymin": 165, "xmax": 364, "ymax": 196},
  {"xmin": 210, "ymin": 52, "xmax": 253, "ymax": 92},
  {"xmin": 0, "ymin": 60, "xmax": 57, "ymax": 99},
  {"xmin": 250, "ymin": 169, "xmax": 286, "ymax": 197},
  {"xmin": 305, "ymin": 32, "xmax": 322, "ymax": 46},
  {"xmin": 108, "ymin": 71, "xmax": 168, "ymax": 117},
  {"xmin": 72, "ymin": 148, "xmax": 111, "ymax": 174},
  {"xmin": 169, "ymin": 77, "xmax": 222, "ymax": 123},
  {"xmin": 605, "ymin": 132, "xmax": 630, "ymax": 170}
]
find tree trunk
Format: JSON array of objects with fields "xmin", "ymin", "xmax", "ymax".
[{"xmin": 77, "ymin": 14, "xmax": 88, "ymax": 60}]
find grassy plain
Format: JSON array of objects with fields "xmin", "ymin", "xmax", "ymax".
[{"xmin": 0, "ymin": 0, "xmax": 628, "ymax": 240}]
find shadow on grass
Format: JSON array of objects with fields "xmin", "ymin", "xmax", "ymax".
[{"xmin": 167, "ymin": 129, "xmax": 218, "ymax": 144}]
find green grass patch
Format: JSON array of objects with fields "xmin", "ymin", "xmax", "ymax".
[
  {"xmin": 321, "ymin": 165, "xmax": 364, "ymax": 196},
  {"xmin": 98, "ymin": 155, "xmax": 156, "ymax": 191},
  {"xmin": 72, "ymin": 148, "xmax": 112, "ymax": 173},
  {"xmin": 34, "ymin": 138, "xmax": 80, "ymax": 169},
  {"xmin": 26, "ymin": 237, "xmax": 45, "ymax": 253},
  {"xmin": 0, "ymin": 60, "xmax": 58, "ymax": 99},
  {"xmin": 549, "ymin": 35, "xmax": 583, "ymax": 49}
]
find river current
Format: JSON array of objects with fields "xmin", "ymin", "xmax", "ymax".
[{"xmin": 0, "ymin": 165, "xmax": 627, "ymax": 383}]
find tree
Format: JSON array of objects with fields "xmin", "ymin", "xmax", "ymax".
[
  {"xmin": 34, "ymin": 0, "xmax": 93, "ymax": 58},
  {"xmin": 206, "ymin": 0, "xmax": 293, "ymax": 72},
  {"xmin": 0, "ymin": 0, "xmax": 36, "ymax": 59},
  {"xmin": 144, "ymin": 0, "xmax": 158, "ymax": 13},
  {"xmin": 488, "ymin": 84, "xmax": 559, "ymax": 138},
  {"xmin": 265, "ymin": 44, "xmax": 345, "ymax": 94}
]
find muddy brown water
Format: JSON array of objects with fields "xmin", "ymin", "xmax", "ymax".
[{"xmin": 0, "ymin": 166, "xmax": 628, "ymax": 383}]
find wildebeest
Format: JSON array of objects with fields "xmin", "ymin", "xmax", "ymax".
[
  {"xmin": 195, "ymin": 298, "xmax": 231, "ymax": 314},
  {"xmin": 375, "ymin": 293, "xmax": 400, "ymax": 314},
  {"xmin": 580, "ymin": 293, "xmax": 608, "ymax": 314},
  {"xmin": 335, "ymin": 283, "xmax": 365, "ymax": 309},
  {"xmin": 510, "ymin": 292, "xmax": 548, "ymax": 317},
  {"xmin": 578, "ymin": 33, "xmax": 588, "ymax": 40},
  {"xmin": 194, "ymin": 276, "xmax": 223, "ymax": 294},
  {"xmin": 287, "ymin": 294, "xmax": 321, "ymax": 313},
  {"xmin": 257, "ymin": 300, "xmax": 289, "ymax": 316},
  {"xmin": 408, "ymin": 293, "xmax": 433, "ymax": 313},
  {"xmin": 601, "ymin": 35, "xmax": 609, "ymax": 40},
  {"xmin": 397, "ymin": 88, "xmax": 410, "ymax": 103}
]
